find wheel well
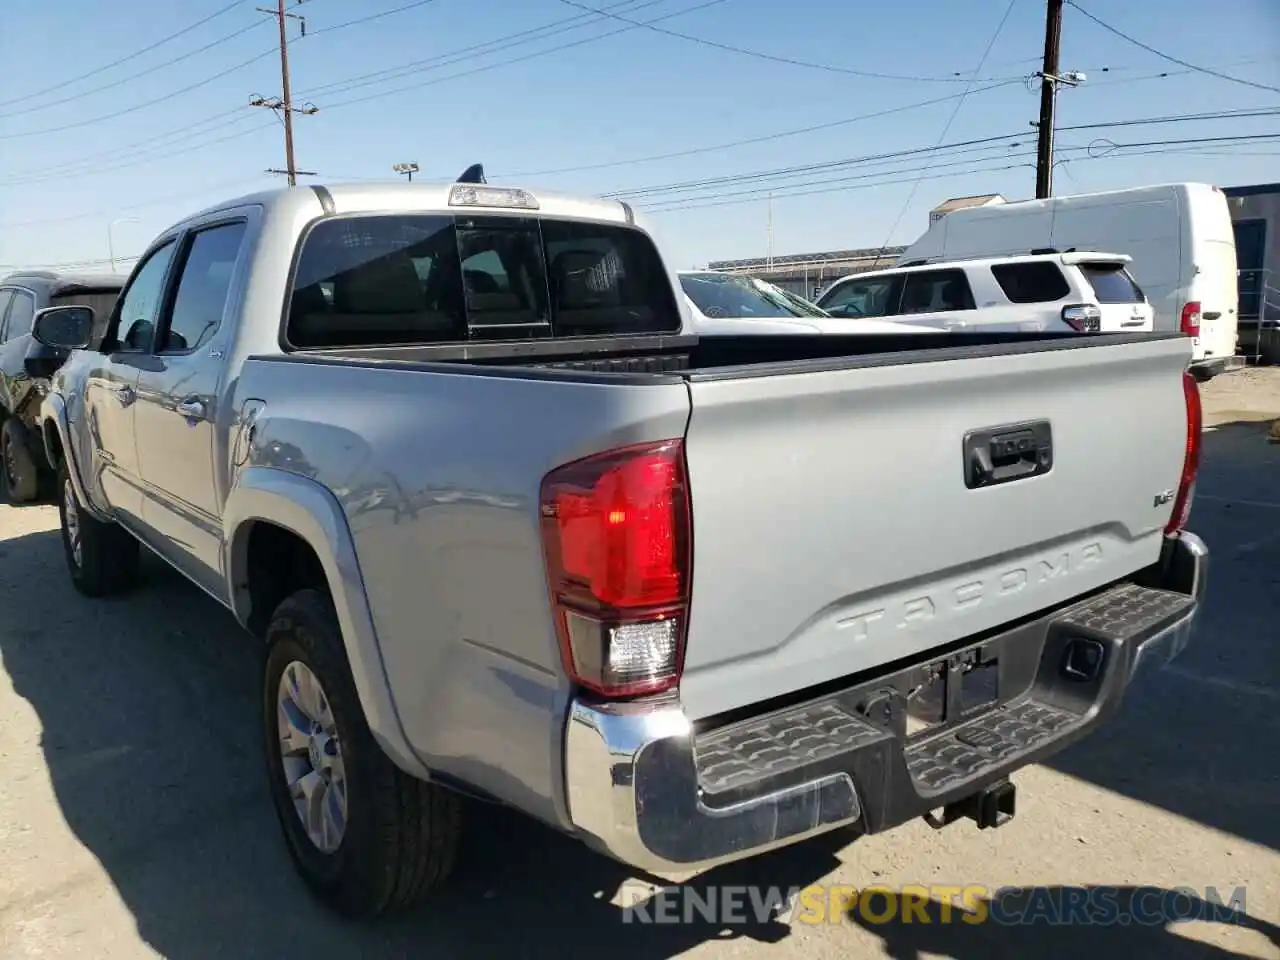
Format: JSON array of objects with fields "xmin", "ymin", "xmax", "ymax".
[
  {"xmin": 244, "ymin": 521, "xmax": 329, "ymax": 637},
  {"xmin": 42, "ymin": 420, "xmax": 63, "ymax": 468}
]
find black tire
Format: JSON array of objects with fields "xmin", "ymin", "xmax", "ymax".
[
  {"xmin": 56, "ymin": 461, "xmax": 141, "ymax": 597},
  {"xmin": 2, "ymin": 418, "xmax": 40, "ymax": 503},
  {"xmin": 262, "ymin": 589, "xmax": 462, "ymax": 918}
]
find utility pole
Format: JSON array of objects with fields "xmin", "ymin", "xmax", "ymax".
[
  {"xmin": 1033, "ymin": 0, "xmax": 1086, "ymax": 199},
  {"xmin": 252, "ymin": 0, "xmax": 317, "ymax": 186},
  {"xmin": 1034, "ymin": 0, "xmax": 1064, "ymax": 199}
]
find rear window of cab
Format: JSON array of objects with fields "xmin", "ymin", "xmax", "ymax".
[{"xmin": 285, "ymin": 213, "xmax": 682, "ymax": 348}]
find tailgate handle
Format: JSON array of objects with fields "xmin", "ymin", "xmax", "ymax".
[
  {"xmin": 1203, "ymin": 311, "xmax": 1222, "ymax": 321},
  {"xmin": 964, "ymin": 420, "xmax": 1053, "ymax": 490}
]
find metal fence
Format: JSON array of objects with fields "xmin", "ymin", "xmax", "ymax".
[{"xmin": 1237, "ymin": 268, "xmax": 1280, "ymax": 363}]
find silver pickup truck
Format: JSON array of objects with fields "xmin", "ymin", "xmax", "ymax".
[{"xmin": 31, "ymin": 176, "xmax": 1208, "ymax": 919}]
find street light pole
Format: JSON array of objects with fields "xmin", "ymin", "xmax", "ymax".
[{"xmin": 108, "ymin": 217, "xmax": 139, "ymax": 273}]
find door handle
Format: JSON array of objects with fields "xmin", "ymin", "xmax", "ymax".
[
  {"xmin": 114, "ymin": 384, "xmax": 136, "ymax": 407},
  {"xmin": 176, "ymin": 398, "xmax": 207, "ymax": 420}
]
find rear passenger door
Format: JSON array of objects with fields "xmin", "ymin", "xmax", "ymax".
[
  {"xmin": 133, "ymin": 216, "xmax": 250, "ymax": 600},
  {"xmin": 892, "ymin": 269, "xmax": 978, "ymax": 329}
]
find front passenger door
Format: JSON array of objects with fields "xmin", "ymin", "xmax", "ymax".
[{"xmin": 79, "ymin": 241, "xmax": 178, "ymax": 524}]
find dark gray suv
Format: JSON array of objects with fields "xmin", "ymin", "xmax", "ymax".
[{"xmin": 1, "ymin": 271, "xmax": 124, "ymax": 502}]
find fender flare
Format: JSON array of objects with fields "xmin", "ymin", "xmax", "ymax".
[
  {"xmin": 40, "ymin": 393, "xmax": 108, "ymax": 521},
  {"xmin": 222, "ymin": 467, "xmax": 431, "ymax": 781}
]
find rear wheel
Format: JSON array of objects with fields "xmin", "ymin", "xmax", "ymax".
[
  {"xmin": 2, "ymin": 419, "xmax": 39, "ymax": 503},
  {"xmin": 57, "ymin": 462, "xmax": 140, "ymax": 596},
  {"xmin": 262, "ymin": 589, "xmax": 462, "ymax": 917}
]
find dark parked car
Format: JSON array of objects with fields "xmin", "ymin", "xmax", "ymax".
[{"xmin": 1, "ymin": 271, "xmax": 123, "ymax": 501}]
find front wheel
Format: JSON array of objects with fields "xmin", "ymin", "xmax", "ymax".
[
  {"xmin": 262, "ymin": 589, "xmax": 462, "ymax": 918},
  {"xmin": 56, "ymin": 462, "xmax": 140, "ymax": 596}
]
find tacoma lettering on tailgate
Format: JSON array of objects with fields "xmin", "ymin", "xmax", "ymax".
[{"xmin": 837, "ymin": 542, "xmax": 1104, "ymax": 642}]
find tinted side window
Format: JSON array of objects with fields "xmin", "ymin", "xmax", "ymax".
[
  {"xmin": 114, "ymin": 241, "xmax": 178, "ymax": 353},
  {"xmin": 819, "ymin": 276, "xmax": 898, "ymax": 318},
  {"xmin": 990, "ymin": 262, "xmax": 1070, "ymax": 303},
  {"xmin": 0, "ymin": 290, "xmax": 15, "ymax": 340},
  {"xmin": 900, "ymin": 270, "xmax": 975, "ymax": 314},
  {"xmin": 162, "ymin": 222, "xmax": 247, "ymax": 353},
  {"xmin": 3, "ymin": 291, "xmax": 35, "ymax": 341},
  {"xmin": 1080, "ymin": 263, "xmax": 1145, "ymax": 303},
  {"xmin": 287, "ymin": 214, "xmax": 680, "ymax": 348}
]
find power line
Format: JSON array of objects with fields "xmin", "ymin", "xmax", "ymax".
[
  {"xmin": 876, "ymin": 0, "xmax": 1018, "ymax": 248},
  {"xmin": 502, "ymin": 81, "xmax": 1023, "ymax": 178},
  {"xmin": 306, "ymin": 0, "xmax": 441, "ymax": 36},
  {"xmin": 5, "ymin": 121, "xmax": 278, "ymax": 187},
  {"xmin": 0, "ymin": 175, "xmax": 275, "ymax": 228},
  {"xmin": 319, "ymin": 0, "xmax": 733, "ymax": 112},
  {"xmin": 601, "ymin": 108, "xmax": 1280, "ymax": 200},
  {"xmin": 0, "ymin": 46, "xmax": 278, "ymax": 140},
  {"xmin": 1065, "ymin": 1, "xmax": 1280, "ymax": 95},
  {"xmin": 0, "ymin": 0, "xmax": 246, "ymax": 108},
  {"xmin": 0, "ymin": 20, "xmax": 269, "ymax": 120},
  {"xmin": 554, "ymin": 0, "xmax": 1025, "ymax": 83},
  {"xmin": 296, "ymin": 0, "xmax": 667, "ymax": 99},
  {"xmin": 0, "ymin": 0, "xmax": 439, "ymax": 141},
  {"xmin": 1, "ymin": 109, "xmax": 256, "ymax": 182},
  {"xmin": 645, "ymin": 132, "xmax": 1280, "ymax": 213}
]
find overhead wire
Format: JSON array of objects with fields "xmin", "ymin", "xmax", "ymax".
[
  {"xmin": 1065, "ymin": 1, "xmax": 1280, "ymax": 95},
  {"xmin": 0, "ymin": 20, "xmax": 270, "ymax": 120},
  {"xmin": 296, "ymin": 0, "xmax": 672, "ymax": 99},
  {"xmin": 645, "ymin": 132, "xmax": 1280, "ymax": 213},
  {"xmin": 874, "ymin": 0, "xmax": 1020, "ymax": 250},
  {"xmin": 0, "ymin": 0, "xmax": 246, "ymax": 107},
  {"xmin": 553, "ymin": 0, "xmax": 1025, "ymax": 83},
  {"xmin": 318, "ymin": 0, "xmax": 735, "ymax": 111}
]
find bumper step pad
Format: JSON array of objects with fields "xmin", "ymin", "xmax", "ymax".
[
  {"xmin": 692, "ymin": 581, "xmax": 1196, "ymax": 805},
  {"xmin": 697, "ymin": 701, "xmax": 887, "ymax": 795}
]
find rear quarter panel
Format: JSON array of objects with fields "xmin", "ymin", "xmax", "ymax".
[{"xmin": 234, "ymin": 356, "xmax": 690, "ymax": 826}]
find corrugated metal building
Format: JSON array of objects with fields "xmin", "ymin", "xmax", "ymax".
[
  {"xmin": 705, "ymin": 246, "xmax": 907, "ymax": 300},
  {"xmin": 1223, "ymin": 182, "xmax": 1280, "ymax": 361}
]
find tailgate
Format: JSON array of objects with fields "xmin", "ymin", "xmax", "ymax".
[{"xmin": 677, "ymin": 335, "xmax": 1193, "ymax": 721}]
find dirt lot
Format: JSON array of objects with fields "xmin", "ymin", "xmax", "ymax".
[{"xmin": 1, "ymin": 369, "xmax": 1278, "ymax": 960}]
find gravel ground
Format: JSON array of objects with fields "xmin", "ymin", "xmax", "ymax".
[{"xmin": 1, "ymin": 369, "xmax": 1278, "ymax": 960}]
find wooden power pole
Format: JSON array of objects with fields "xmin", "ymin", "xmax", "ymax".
[
  {"xmin": 1034, "ymin": 0, "xmax": 1064, "ymax": 199},
  {"xmin": 252, "ymin": 0, "xmax": 317, "ymax": 186}
]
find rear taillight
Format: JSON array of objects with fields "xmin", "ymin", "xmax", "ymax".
[
  {"xmin": 1180, "ymin": 301, "xmax": 1202, "ymax": 338},
  {"xmin": 1165, "ymin": 370, "xmax": 1202, "ymax": 536},
  {"xmin": 1062, "ymin": 304, "xmax": 1101, "ymax": 332},
  {"xmin": 540, "ymin": 439, "xmax": 691, "ymax": 698}
]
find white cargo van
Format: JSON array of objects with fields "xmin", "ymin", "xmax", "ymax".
[{"xmin": 897, "ymin": 183, "xmax": 1239, "ymax": 376}]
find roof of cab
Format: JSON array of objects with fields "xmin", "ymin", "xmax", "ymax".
[
  {"xmin": 1, "ymin": 270, "xmax": 126, "ymax": 294},
  {"xmin": 180, "ymin": 181, "xmax": 634, "ymax": 229}
]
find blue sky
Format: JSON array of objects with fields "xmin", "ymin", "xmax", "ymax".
[{"xmin": 1, "ymin": 0, "xmax": 1277, "ymax": 273}]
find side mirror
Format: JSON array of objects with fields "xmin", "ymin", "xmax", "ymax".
[{"xmin": 32, "ymin": 305, "xmax": 95, "ymax": 351}]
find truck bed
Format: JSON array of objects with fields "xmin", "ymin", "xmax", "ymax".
[{"xmin": 239, "ymin": 329, "xmax": 1194, "ymax": 734}]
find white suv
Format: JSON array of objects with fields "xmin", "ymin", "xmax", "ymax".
[{"xmin": 814, "ymin": 251, "xmax": 1154, "ymax": 334}]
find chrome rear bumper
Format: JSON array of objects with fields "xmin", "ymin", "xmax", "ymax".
[{"xmin": 564, "ymin": 531, "xmax": 1207, "ymax": 876}]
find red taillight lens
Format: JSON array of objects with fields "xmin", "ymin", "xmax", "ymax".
[
  {"xmin": 540, "ymin": 439, "xmax": 691, "ymax": 698},
  {"xmin": 1165, "ymin": 370, "xmax": 1202, "ymax": 536},
  {"xmin": 1180, "ymin": 301, "xmax": 1202, "ymax": 338}
]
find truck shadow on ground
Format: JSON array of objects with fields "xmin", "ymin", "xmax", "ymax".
[
  {"xmin": 846, "ymin": 886, "xmax": 1280, "ymax": 959},
  {"xmin": 0, "ymin": 527, "xmax": 851, "ymax": 959},
  {"xmin": 1042, "ymin": 418, "xmax": 1280, "ymax": 854}
]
